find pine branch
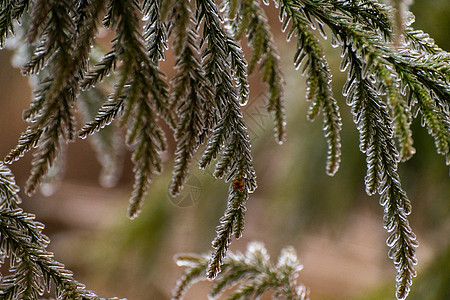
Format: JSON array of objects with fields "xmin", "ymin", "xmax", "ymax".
[
  {"xmin": 172, "ymin": 242, "xmax": 309, "ymax": 300},
  {"xmin": 6, "ymin": 0, "xmax": 105, "ymax": 196},
  {"xmin": 404, "ymin": 28, "xmax": 442, "ymax": 54},
  {"xmin": 81, "ymin": 49, "xmax": 118, "ymax": 90},
  {"xmin": 79, "ymin": 0, "xmax": 173, "ymax": 217},
  {"xmin": 202, "ymin": 103, "xmax": 256, "ymax": 279},
  {"xmin": 171, "ymin": 254, "xmax": 209, "ymax": 300},
  {"xmin": 206, "ymin": 185, "xmax": 248, "ymax": 279},
  {"xmin": 24, "ymin": 104, "xmax": 67, "ymax": 195},
  {"xmin": 142, "ymin": 0, "xmax": 167, "ymax": 63},
  {"xmin": 79, "ymin": 60, "xmax": 130, "ymax": 138},
  {"xmin": 391, "ymin": 51, "xmax": 450, "ymax": 105},
  {"xmin": 0, "ymin": 0, "xmax": 31, "ymax": 47},
  {"xmin": 197, "ymin": 0, "xmax": 248, "ymax": 131},
  {"xmin": 386, "ymin": 48, "xmax": 450, "ymax": 165},
  {"xmin": 1, "ymin": 2, "xmax": 449, "ymax": 299},
  {"xmin": 4, "ymin": 128, "xmax": 43, "ymax": 163},
  {"xmin": 234, "ymin": 0, "xmax": 286, "ymax": 144},
  {"xmin": 343, "ymin": 42, "xmax": 418, "ymax": 300},
  {"xmin": 277, "ymin": 1, "xmax": 440, "ymax": 298},
  {"xmin": 194, "ymin": 0, "xmax": 257, "ymax": 279},
  {"xmin": 385, "ymin": 75, "xmax": 415, "ymax": 162},
  {"xmin": 279, "ymin": 0, "xmax": 342, "ymax": 175},
  {"xmin": 166, "ymin": 0, "xmax": 195, "ymax": 111},
  {"xmin": 169, "ymin": 12, "xmax": 210, "ymax": 196},
  {"xmin": 125, "ymin": 76, "xmax": 166, "ymax": 218},
  {"xmin": 297, "ymin": 0, "xmax": 450, "ymax": 167},
  {"xmin": 79, "ymin": 88, "xmax": 124, "ymax": 188},
  {"xmin": 331, "ymin": 0, "xmax": 392, "ymax": 39},
  {"xmin": 409, "ymin": 80, "xmax": 450, "ymax": 164},
  {"xmin": 0, "ymin": 163, "xmax": 21, "ymax": 209},
  {"xmin": 0, "ymin": 163, "xmax": 121, "ymax": 300}
]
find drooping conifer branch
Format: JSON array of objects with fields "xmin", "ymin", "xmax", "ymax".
[
  {"xmin": 279, "ymin": 0, "xmax": 342, "ymax": 175},
  {"xmin": 1, "ymin": 1, "xmax": 449, "ymax": 299},
  {"xmin": 143, "ymin": 0, "xmax": 167, "ymax": 63},
  {"xmin": 0, "ymin": 0, "xmax": 30, "ymax": 47},
  {"xmin": 194, "ymin": 0, "xmax": 256, "ymax": 279},
  {"xmin": 233, "ymin": 0, "xmax": 286, "ymax": 143},
  {"xmin": 0, "ymin": 163, "xmax": 121, "ymax": 300},
  {"xmin": 79, "ymin": 87, "xmax": 124, "ymax": 188},
  {"xmin": 341, "ymin": 35, "xmax": 418, "ymax": 298},
  {"xmin": 275, "ymin": 1, "xmax": 438, "ymax": 298},
  {"xmin": 79, "ymin": 0, "xmax": 173, "ymax": 217},
  {"xmin": 5, "ymin": 0, "xmax": 105, "ymax": 196},
  {"xmin": 168, "ymin": 3, "xmax": 212, "ymax": 196},
  {"xmin": 339, "ymin": 28, "xmax": 418, "ymax": 300}
]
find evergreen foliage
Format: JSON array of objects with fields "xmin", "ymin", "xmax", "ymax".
[
  {"xmin": 0, "ymin": 163, "xmax": 121, "ymax": 299},
  {"xmin": 172, "ymin": 242, "xmax": 309, "ymax": 300},
  {"xmin": 0, "ymin": 0, "xmax": 449, "ymax": 299}
]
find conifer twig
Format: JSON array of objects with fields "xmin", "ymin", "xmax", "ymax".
[
  {"xmin": 172, "ymin": 242, "xmax": 309, "ymax": 300},
  {"xmin": 0, "ymin": 163, "xmax": 121, "ymax": 300}
]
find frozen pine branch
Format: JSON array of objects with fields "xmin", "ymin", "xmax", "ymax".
[
  {"xmin": 172, "ymin": 242, "xmax": 309, "ymax": 300},
  {"xmin": 79, "ymin": 0, "xmax": 174, "ymax": 217},
  {"xmin": 1, "ymin": 0, "xmax": 450, "ymax": 299},
  {"xmin": 0, "ymin": 163, "xmax": 121, "ymax": 300},
  {"xmin": 143, "ymin": 0, "xmax": 167, "ymax": 63},
  {"xmin": 78, "ymin": 87, "xmax": 124, "ymax": 188},
  {"xmin": 168, "ymin": 8, "xmax": 210, "ymax": 196},
  {"xmin": 191, "ymin": 0, "xmax": 257, "ymax": 279},
  {"xmin": 5, "ymin": 0, "xmax": 105, "ymax": 196},
  {"xmin": 233, "ymin": 0, "xmax": 286, "ymax": 143},
  {"xmin": 0, "ymin": 0, "xmax": 30, "ymax": 47},
  {"xmin": 279, "ymin": 0, "xmax": 342, "ymax": 175}
]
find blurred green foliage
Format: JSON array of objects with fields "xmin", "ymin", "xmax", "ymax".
[{"xmin": 411, "ymin": 0, "xmax": 450, "ymax": 51}]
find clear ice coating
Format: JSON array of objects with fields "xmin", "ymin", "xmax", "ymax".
[
  {"xmin": 331, "ymin": 33, "xmax": 342, "ymax": 48},
  {"xmin": 342, "ymin": 77, "xmax": 357, "ymax": 98},
  {"xmin": 317, "ymin": 22, "xmax": 327, "ymax": 40},
  {"xmin": 339, "ymin": 57, "xmax": 349, "ymax": 72},
  {"xmin": 281, "ymin": 17, "xmax": 290, "ymax": 33},
  {"xmin": 404, "ymin": 11, "xmax": 415, "ymax": 27},
  {"xmin": 294, "ymin": 49, "xmax": 307, "ymax": 70},
  {"xmin": 286, "ymin": 29, "xmax": 294, "ymax": 42}
]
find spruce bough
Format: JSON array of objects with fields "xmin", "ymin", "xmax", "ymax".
[{"xmin": 0, "ymin": 0, "xmax": 449, "ymax": 299}]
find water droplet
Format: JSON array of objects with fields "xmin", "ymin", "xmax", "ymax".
[{"xmin": 40, "ymin": 183, "xmax": 56, "ymax": 196}]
